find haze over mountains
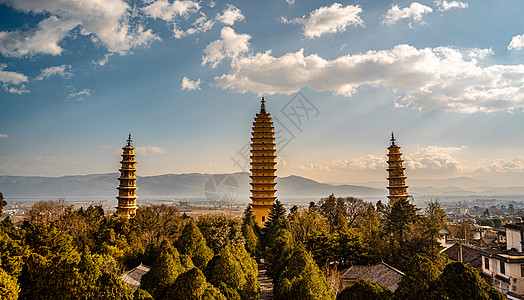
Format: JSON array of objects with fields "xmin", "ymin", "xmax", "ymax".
[{"xmin": 1, "ymin": 173, "xmax": 523, "ymax": 200}]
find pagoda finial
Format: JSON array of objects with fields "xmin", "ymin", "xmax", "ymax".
[
  {"xmin": 127, "ymin": 132, "xmax": 132, "ymax": 146},
  {"xmin": 390, "ymin": 132, "xmax": 396, "ymax": 146},
  {"xmin": 261, "ymin": 97, "xmax": 266, "ymax": 113}
]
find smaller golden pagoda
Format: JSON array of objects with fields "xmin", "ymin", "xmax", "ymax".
[
  {"xmin": 386, "ymin": 132, "xmax": 409, "ymax": 203},
  {"xmin": 116, "ymin": 133, "xmax": 138, "ymax": 218}
]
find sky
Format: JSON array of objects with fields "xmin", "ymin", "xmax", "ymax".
[{"xmin": 0, "ymin": 0, "xmax": 523, "ymax": 187}]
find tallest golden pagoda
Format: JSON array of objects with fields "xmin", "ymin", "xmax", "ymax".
[
  {"xmin": 386, "ymin": 132, "xmax": 409, "ymax": 203},
  {"xmin": 250, "ymin": 97, "xmax": 277, "ymax": 227}
]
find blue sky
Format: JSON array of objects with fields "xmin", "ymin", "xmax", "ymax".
[{"xmin": 0, "ymin": 0, "xmax": 523, "ymax": 186}]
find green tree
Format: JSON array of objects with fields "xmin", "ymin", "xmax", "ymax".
[
  {"xmin": 134, "ymin": 289, "xmax": 154, "ymax": 300},
  {"xmin": 337, "ymin": 280, "xmax": 392, "ymax": 300},
  {"xmin": 306, "ymin": 228, "xmax": 369, "ymax": 267},
  {"xmin": 0, "ymin": 192, "xmax": 6, "ymax": 216},
  {"xmin": 168, "ymin": 267, "xmax": 208, "ymax": 300},
  {"xmin": 197, "ymin": 215, "xmax": 244, "ymax": 253},
  {"xmin": 176, "ymin": 219, "xmax": 213, "ymax": 269},
  {"xmin": 265, "ymin": 228, "xmax": 294, "ymax": 280},
  {"xmin": 425, "ymin": 200, "xmax": 447, "ymax": 229},
  {"xmin": 358, "ymin": 205, "xmax": 382, "ymax": 259},
  {"xmin": 0, "ymin": 267, "xmax": 19, "ymax": 300},
  {"xmin": 242, "ymin": 204, "xmax": 257, "ymax": 229},
  {"xmin": 395, "ymin": 255, "xmax": 441, "ymax": 300},
  {"xmin": 242, "ymin": 223, "xmax": 260, "ymax": 256},
  {"xmin": 205, "ymin": 245, "xmax": 245, "ymax": 295},
  {"xmin": 140, "ymin": 241, "xmax": 186, "ymax": 299},
  {"xmin": 435, "ymin": 262, "xmax": 506, "ymax": 300},
  {"xmin": 275, "ymin": 243, "xmax": 334, "ymax": 300},
  {"xmin": 95, "ymin": 272, "xmax": 134, "ymax": 300},
  {"xmin": 384, "ymin": 198, "xmax": 419, "ymax": 237},
  {"xmin": 333, "ymin": 228, "xmax": 370, "ymax": 267},
  {"xmin": 202, "ymin": 283, "xmax": 227, "ymax": 300},
  {"xmin": 266, "ymin": 199, "xmax": 286, "ymax": 229},
  {"xmin": 287, "ymin": 207, "xmax": 329, "ymax": 244},
  {"xmin": 133, "ymin": 204, "xmax": 184, "ymax": 247}
]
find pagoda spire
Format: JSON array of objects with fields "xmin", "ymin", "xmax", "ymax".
[
  {"xmin": 390, "ymin": 131, "xmax": 396, "ymax": 146},
  {"xmin": 116, "ymin": 134, "xmax": 138, "ymax": 218},
  {"xmin": 386, "ymin": 133, "xmax": 409, "ymax": 203},
  {"xmin": 250, "ymin": 97, "xmax": 277, "ymax": 227},
  {"xmin": 260, "ymin": 96, "xmax": 266, "ymax": 113}
]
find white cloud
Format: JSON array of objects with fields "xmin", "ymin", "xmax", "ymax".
[
  {"xmin": 0, "ymin": 134, "xmax": 8, "ymax": 138},
  {"xmin": 0, "ymin": 64, "xmax": 29, "ymax": 94},
  {"xmin": 282, "ymin": 3, "xmax": 363, "ymax": 38},
  {"xmin": 181, "ymin": 76, "xmax": 201, "ymax": 90},
  {"xmin": 472, "ymin": 157, "xmax": 524, "ymax": 173},
  {"xmin": 404, "ymin": 145, "xmax": 464, "ymax": 172},
  {"xmin": 202, "ymin": 27, "xmax": 251, "ymax": 68},
  {"xmin": 0, "ymin": 0, "xmax": 160, "ymax": 56},
  {"xmin": 382, "ymin": 2, "xmax": 433, "ymax": 25},
  {"xmin": 65, "ymin": 88, "xmax": 91, "ymax": 101},
  {"xmin": 174, "ymin": 13, "xmax": 214, "ymax": 39},
  {"xmin": 142, "ymin": 0, "xmax": 200, "ymax": 21},
  {"xmin": 142, "ymin": 0, "xmax": 212, "ymax": 39},
  {"xmin": 298, "ymin": 155, "xmax": 386, "ymax": 172},
  {"xmin": 216, "ymin": 44, "xmax": 524, "ymax": 113},
  {"xmin": 135, "ymin": 146, "xmax": 166, "ymax": 156},
  {"xmin": 435, "ymin": 0, "xmax": 468, "ymax": 11},
  {"xmin": 216, "ymin": 4, "xmax": 244, "ymax": 25},
  {"xmin": 0, "ymin": 16, "xmax": 78, "ymax": 57},
  {"xmin": 36, "ymin": 64, "xmax": 72, "ymax": 80},
  {"xmin": 508, "ymin": 34, "xmax": 524, "ymax": 51}
]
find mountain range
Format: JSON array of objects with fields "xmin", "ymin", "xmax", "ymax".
[{"xmin": 1, "ymin": 173, "xmax": 522, "ymax": 201}]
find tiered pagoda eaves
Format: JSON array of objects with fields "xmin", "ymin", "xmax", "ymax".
[
  {"xmin": 250, "ymin": 97, "xmax": 277, "ymax": 227},
  {"xmin": 116, "ymin": 134, "xmax": 138, "ymax": 218},
  {"xmin": 386, "ymin": 132, "xmax": 409, "ymax": 203}
]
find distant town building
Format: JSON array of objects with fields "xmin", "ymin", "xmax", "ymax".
[
  {"xmin": 386, "ymin": 132, "xmax": 409, "ymax": 203},
  {"xmin": 250, "ymin": 97, "xmax": 277, "ymax": 227},
  {"xmin": 481, "ymin": 219, "xmax": 524, "ymax": 299},
  {"xmin": 116, "ymin": 133, "xmax": 138, "ymax": 218}
]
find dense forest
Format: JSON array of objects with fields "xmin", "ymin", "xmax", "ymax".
[{"xmin": 0, "ymin": 192, "xmax": 507, "ymax": 299}]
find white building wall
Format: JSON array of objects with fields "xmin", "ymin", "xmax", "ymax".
[{"xmin": 507, "ymin": 229, "xmax": 522, "ymax": 252}]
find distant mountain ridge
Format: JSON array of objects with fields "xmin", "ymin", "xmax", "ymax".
[
  {"xmin": 0, "ymin": 172, "xmax": 386, "ymax": 199},
  {"xmin": 1, "ymin": 173, "xmax": 522, "ymax": 200}
]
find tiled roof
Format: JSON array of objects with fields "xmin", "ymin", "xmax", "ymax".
[
  {"xmin": 442, "ymin": 243, "xmax": 483, "ymax": 269},
  {"xmin": 340, "ymin": 262, "xmax": 404, "ymax": 291},
  {"xmin": 120, "ymin": 264, "xmax": 151, "ymax": 291}
]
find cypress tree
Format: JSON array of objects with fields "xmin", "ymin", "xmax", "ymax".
[
  {"xmin": 176, "ymin": 219, "xmax": 213, "ymax": 269},
  {"xmin": 0, "ymin": 267, "xmax": 19, "ymax": 300},
  {"xmin": 337, "ymin": 280, "xmax": 392, "ymax": 300},
  {"xmin": 168, "ymin": 267, "xmax": 207, "ymax": 300}
]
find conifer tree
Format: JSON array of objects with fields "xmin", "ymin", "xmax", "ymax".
[
  {"xmin": 0, "ymin": 267, "xmax": 19, "ymax": 300},
  {"xmin": 242, "ymin": 223, "xmax": 260, "ymax": 256},
  {"xmin": 176, "ymin": 219, "xmax": 213, "ymax": 269},
  {"xmin": 395, "ymin": 254, "xmax": 441, "ymax": 300},
  {"xmin": 275, "ymin": 243, "xmax": 334, "ymax": 300},
  {"xmin": 168, "ymin": 267, "xmax": 208, "ymax": 300},
  {"xmin": 266, "ymin": 199, "xmax": 286, "ymax": 229},
  {"xmin": 337, "ymin": 280, "xmax": 392, "ymax": 300},
  {"xmin": 205, "ymin": 245, "xmax": 245, "ymax": 293},
  {"xmin": 435, "ymin": 262, "xmax": 506, "ymax": 300},
  {"xmin": 133, "ymin": 289, "xmax": 154, "ymax": 300},
  {"xmin": 95, "ymin": 272, "xmax": 134, "ymax": 300},
  {"xmin": 140, "ymin": 241, "xmax": 185, "ymax": 299},
  {"xmin": 202, "ymin": 283, "xmax": 227, "ymax": 300},
  {"xmin": 0, "ymin": 192, "xmax": 6, "ymax": 216}
]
